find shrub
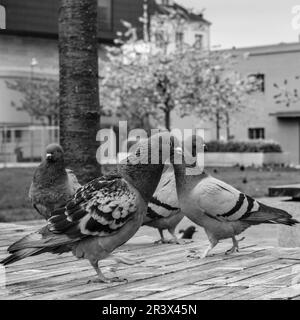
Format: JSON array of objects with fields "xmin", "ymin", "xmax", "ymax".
[{"xmin": 205, "ymin": 140, "xmax": 282, "ymax": 153}]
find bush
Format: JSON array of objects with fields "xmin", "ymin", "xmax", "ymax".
[{"xmin": 205, "ymin": 140, "xmax": 282, "ymax": 153}]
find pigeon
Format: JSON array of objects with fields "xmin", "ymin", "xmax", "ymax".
[
  {"xmin": 142, "ymin": 135, "xmax": 204, "ymax": 244},
  {"xmin": 29, "ymin": 144, "xmax": 81, "ymax": 219},
  {"xmin": 142, "ymin": 166, "xmax": 184, "ymax": 244},
  {"xmin": 172, "ymin": 135, "xmax": 299, "ymax": 258},
  {"xmin": 179, "ymin": 226, "xmax": 197, "ymax": 239},
  {"xmin": 1, "ymin": 132, "xmax": 177, "ymax": 283}
]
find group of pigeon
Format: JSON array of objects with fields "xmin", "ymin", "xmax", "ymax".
[{"xmin": 1, "ymin": 132, "xmax": 298, "ymax": 283}]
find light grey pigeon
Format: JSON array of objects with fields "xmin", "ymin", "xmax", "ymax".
[
  {"xmin": 29, "ymin": 144, "xmax": 81, "ymax": 219},
  {"xmin": 172, "ymin": 135, "xmax": 299, "ymax": 258},
  {"xmin": 142, "ymin": 135, "xmax": 205, "ymax": 244},
  {"xmin": 1, "ymin": 132, "xmax": 177, "ymax": 283}
]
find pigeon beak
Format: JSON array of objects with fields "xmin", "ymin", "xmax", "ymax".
[{"xmin": 46, "ymin": 153, "xmax": 53, "ymax": 160}]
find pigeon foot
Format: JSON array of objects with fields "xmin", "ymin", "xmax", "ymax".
[{"xmin": 225, "ymin": 236, "xmax": 245, "ymax": 255}]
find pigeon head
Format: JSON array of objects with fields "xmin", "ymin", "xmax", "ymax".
[
  {"xmin": 126, "ymin": 131, "xmax": 179, "ymax": 165},
  {"xmin": 45, "ymin": 144, "xmax": 64, "ymax": 163},
  {"xmin": 173, "ymin": 134, "xmax": 206, "ymax": 175},
  {"xmin": 120, "ymin": 131, "xmax": 179, "ymax": 202}
]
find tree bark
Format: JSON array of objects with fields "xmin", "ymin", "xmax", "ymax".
[
  {"xmin": 216, "ymin": 110, "xmax": 220, "ymax": 140},
  {"xmin": 165, "ymin": 108, "xmax": 171, "ymax": 131},
  {"xmin": 225, "ymin": 110, "xmax": 230, "ymax": 141},
  {"xmin": 59, "ymin": 0, "xmax": 100, "ymax": 183}
]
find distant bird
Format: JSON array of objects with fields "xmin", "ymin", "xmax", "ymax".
[
  {"xmin": 179, "ymin": 226, "xmax": 197, "ymax": 239},
  {"xmin": 172, "ymin": 135, "xmax": 299, "ymax": 258},
  {"xmin": 29, "ymin": 144, "xmax": 81, "ymax": 220},
  {"xmin": 1, "ymin": 132, "xmax": 176, "ymax": 283},
  {"xmin": 143, "ymin": 135, "xmax": 206, "ymax": 244},
  {"xmin": 240, "ymin": 165, "xmax": 245, "ymax": 172},
  {"xmin": 143, "ymin": 167, "xmax": 184, "ymax": 244},
  {"xmin": 213, "ymin": 168, "xmax": 218, "ymax": 174},
  {"xmin": 242, "ymin": 177, "xmax": 248, "ymax": 184}
]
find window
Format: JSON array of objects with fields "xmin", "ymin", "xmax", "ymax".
[
  {"xmin": 194, "ymin": 34, "xmax": 203, "ymax": 49},
  {"xmin": 248, "ymin": 73, "xmax": 265, "ymax": 92},
  {"xmin": 98, "ymin": 0, "xmax": 112, "ymax": 31},
  {"xmin": 0, "ymin": 5, "xmax": 5, "ymax": 29},
  {"xmin": 248, "ymin": 128, "xmax": 265, "ymax": 140},
  {"xmin": 175, "ymin": 31, "xmax": 184, "ymax": 49},
  {"xmin": 15, "ymin": 130, "xmax": 22, "ymax": 141},
  {"xmin": 2, "ymin": 130, "xmax": 11, "ymax": 143}
]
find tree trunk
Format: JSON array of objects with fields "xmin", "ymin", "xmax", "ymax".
[
  {"xmin": 216, "ymin": 110, "xmax": 220, "ymax": 140},
  {"xmin": 59, "ymin": 0, "xmax": 100, "ymax": 183},
  {"xmin": 225, "ymin": 111, "xmax": 230, "ymax": 141},
  {"xmin": 165, "ymin": 108, "xmax": 171, "ymax": 131}
]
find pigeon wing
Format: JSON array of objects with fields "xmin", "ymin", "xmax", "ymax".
[
  {"xmin": 48, "ymin": 174, "xmax": 139, "ymax": 239},
  {"xmin": 194, "ymin": 176, "xmax": 260, "ymax": 222},
  {"xmin": 145, "ymin": 167, "xmax": 180, "ymax": 222}
]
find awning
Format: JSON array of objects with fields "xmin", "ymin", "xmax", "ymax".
[{"xmin": 269, "ymin": 111, "xmax": 300, "ymax": 118}]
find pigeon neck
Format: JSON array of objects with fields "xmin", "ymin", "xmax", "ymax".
[
  {"xmin": 119, "ymin": 164, "xmax": 165, "ymax": 202},
  {"xmin": 38, "ymin": 159, "xmax": 67, "ymax": 184},
  {"xmin": 172, "ymin": 152, "xmax": 205, "ymax": 195}
]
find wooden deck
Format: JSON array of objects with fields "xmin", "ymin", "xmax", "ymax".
[{"xmin": 1, "ymin": 221, "xmax": 300, "ymax": 300}]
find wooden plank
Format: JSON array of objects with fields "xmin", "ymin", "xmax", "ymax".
[
  {"xmin": 41, "ymin": 247, "xmax": 268, "ymax": 300},
  {"xmin": 1, "ymin": 220, "xmax": 300, "ymax": 300},
  {"xmin": 177, "ymin": 285, "xmax": 248, "ymax": 300},
  {"xmin": 261, "ymin": 284, "xmax": 300, "ymax": 300},
  {"xmin": 135, "ymin": 285, "xmax": 210, "ymax": 300},
  {"xmin": 215, "ymin": 285, "xmax": 282, "ymax": 300}
]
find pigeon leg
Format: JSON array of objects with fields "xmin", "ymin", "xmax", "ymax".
[
  {"xmin": 225, "ymin": 236, "xmax": 245, "ymax": 255},
  {"xmin": 188, "ymin": 238, "xmax": 218, "ymax": 259},
  {"xmin": 154, "ymin": 229, "xmax": 168, "ymax": 244},
  {"xmin": 88, "ymin": 260, "xmax": 127, "ymax": 284},
  {"xmin": 167, "ymin": 227, "xmax": 187, "ymax": 245},
  {"xmin": 201, "ymin": 238, "xmax": 218, "ymax": 258}
]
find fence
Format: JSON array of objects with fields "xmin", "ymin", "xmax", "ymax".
[{"xmin": 0, "ymin": 125, "xmax": 59, "ymax": 165}]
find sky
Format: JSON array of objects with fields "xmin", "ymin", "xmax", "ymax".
[{"xmin": 176, "ymin": 0, "xmax": 300, "ymax": 49}]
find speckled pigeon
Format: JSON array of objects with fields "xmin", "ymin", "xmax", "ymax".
[{"xmin": 1, "ymin": 132, "xmax": 177, "ymax": 283}]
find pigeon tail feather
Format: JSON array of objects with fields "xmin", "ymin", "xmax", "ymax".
[
  {"xmin": 242, "ymin": 202, "xmax": 299, "ymax": 226},
  {"xmin": 1, "ymin": 248, "xmax": 44, "ymax": 266}
]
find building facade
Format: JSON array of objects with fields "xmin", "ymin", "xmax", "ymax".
[
  {"xmin": 232, "ymin": 42, "xmax": 300, "ymax": 165},
  {"xmin": 174, "ymin": 42, "xmax": 300, "ymax": 165},
  {"xmin": 0, "ymin": 0, "xmax": 211, "ymax": 162},
  {"xmin": 152, "ymin": 0, "xmax": 210, "ymax": 51},
  {"xmin": 0, "ymin": 0, "xmax": 147, "ymax": 161}
]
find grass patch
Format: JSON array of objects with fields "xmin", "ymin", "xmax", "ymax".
[{"xmin": 0, "ymin": 166, "xmax": 299, "ymax": 222}]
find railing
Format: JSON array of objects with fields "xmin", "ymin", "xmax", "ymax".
[{"xmin": 0, "ymin": 125, "xmax": 59, "ymax": 166}]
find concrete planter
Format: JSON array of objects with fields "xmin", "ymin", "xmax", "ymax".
[{"xmin": 204, "ymin": 152, "xmax": 290, "ymax": 167}]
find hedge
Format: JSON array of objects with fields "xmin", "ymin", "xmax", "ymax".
[{"xmin": 205, "ymin": 140, "xmax": 282, "ymax": 153}]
